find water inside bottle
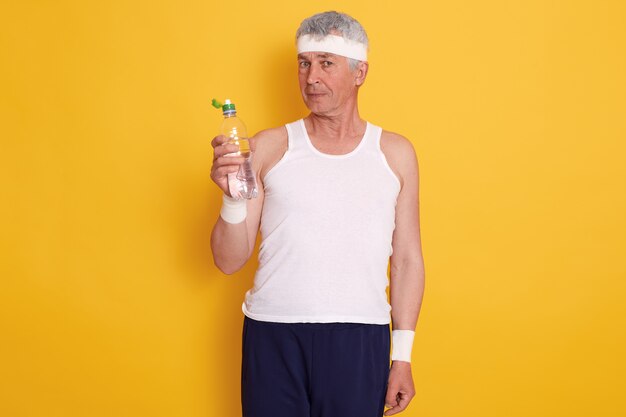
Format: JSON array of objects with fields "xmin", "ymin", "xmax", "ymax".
[{"xmin": 224, "ymin": 138, "xmax": 257, "ymax": 199}]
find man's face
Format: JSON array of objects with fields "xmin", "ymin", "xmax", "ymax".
[{"xmin": 297, "ymin": 51, "xmax": 361, "ymax": 116}]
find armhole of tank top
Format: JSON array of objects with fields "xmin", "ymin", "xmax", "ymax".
[
  {"xmin": 262, "ymin": 122, "xmax": 293, "ymax": 183},
  {"xmin": 376, "ymin": 127, "xmax": 402, "ymax": 190}
]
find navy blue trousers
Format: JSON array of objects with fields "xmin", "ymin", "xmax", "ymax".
[{"xmin": 241, "ymin": 316, "xmax": 391, "ymax": 417}]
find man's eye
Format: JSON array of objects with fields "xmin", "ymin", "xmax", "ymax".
[
  {"xmin": 322, "ymin": 61, "xmax": 333, "ymax": 67},
  {"xmin": 299, "ymin": 61, "xmax": 310, "ymax": 68}
]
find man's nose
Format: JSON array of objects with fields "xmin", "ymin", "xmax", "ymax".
[{"xmin": 306, "ymin": 64, "xmax": 321, "ymax": 85}]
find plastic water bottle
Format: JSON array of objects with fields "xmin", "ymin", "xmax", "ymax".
[{"xmin": 212, "ymin": 98, "xmax": 258, "ymax": 200}]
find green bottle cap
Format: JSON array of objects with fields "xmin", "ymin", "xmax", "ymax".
[
  {"xmin": 211, "ymin": 98, "xmax": 236, "ymax": 114},
  {"xmin": 222, "ymin": 99, "xmax": 236, "ymax": 113}
]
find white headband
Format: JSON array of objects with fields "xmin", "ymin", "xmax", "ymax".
[{"xmin": 296, "ymin": 34, "xmax": 368, "ymax": 61}]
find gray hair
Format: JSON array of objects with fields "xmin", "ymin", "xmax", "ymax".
[{"xmin": 296, "ymin": 11, "xmax": 369, "ymax": 70}]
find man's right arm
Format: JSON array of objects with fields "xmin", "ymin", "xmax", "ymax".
[
  {"xmin": 210, "ymin": 189, "xmax": 264, "ymax": 274},
  {"xmin": 209, "ymin": 131, "xmax": 270, "ymax": 274}
]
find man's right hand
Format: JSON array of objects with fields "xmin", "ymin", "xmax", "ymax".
[{"xmin": 210, "ymin": 135, "xmax": 246, "ymax": 197}]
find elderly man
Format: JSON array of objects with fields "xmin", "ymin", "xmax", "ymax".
[{"xmin": 210, "ymin": 10, "xmax": 425, "ymax": 417}]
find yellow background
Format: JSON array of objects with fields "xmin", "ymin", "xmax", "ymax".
[{"xmin": 1, "ymin": 1, "xmax": 625, "ymax": 416}]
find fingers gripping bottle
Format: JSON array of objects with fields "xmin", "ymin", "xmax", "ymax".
[{"xmin": 212, "ymin": 98, "xmax": 258, "ymax": 199}]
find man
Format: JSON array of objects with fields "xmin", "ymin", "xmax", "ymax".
[{"xmin": 210, "ymin": 11, "xmax": 425, "ymax": 417}]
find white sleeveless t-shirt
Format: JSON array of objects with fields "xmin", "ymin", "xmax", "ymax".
[{"xmin": 241, "ymin": 119, "xmax": 401, "ymax": 324}]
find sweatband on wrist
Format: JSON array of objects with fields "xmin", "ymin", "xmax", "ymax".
[
  {"xmin": 296, "ymin": 34, "xmax": 368, "ymax": 61},
  {"xmin": 391, "ymin": 330, "xmax": 415, "ymax": 363},
  {"xmin": 220, "ymin": 194, "xmax": 247, "ymax": 224}
]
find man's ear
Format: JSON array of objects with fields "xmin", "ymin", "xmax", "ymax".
[{"xmin": 355, "ymin": 61, "xmax": 369, "ymax": 86}]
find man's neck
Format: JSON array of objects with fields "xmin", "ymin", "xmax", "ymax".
[{"xmin": 305, "ymin": 106, "xmax": 366, "ymax": 141}]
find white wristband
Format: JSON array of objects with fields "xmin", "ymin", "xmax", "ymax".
[
  {"xmin": 220, "ymin": 194, "xmax": 247, "ymax": 224},
  {"xmin": 391, "ymin": 330, "xmax": 415, "ymax": 363}
]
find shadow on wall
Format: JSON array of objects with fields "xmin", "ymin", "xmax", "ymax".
[
  {"xmin": 259, "ymin": 41, "xmax": 309, "ymax": 129},
  {"xmin": 186, "ymin": 40, "xmax": 308, "ymax": 280},
  {"xmin": 184, "ymin": 39, "xmax": 310, "ymax": 404}
]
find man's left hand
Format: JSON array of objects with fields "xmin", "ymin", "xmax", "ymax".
[{"xmin": 384, "ymin": 361, "xmax": 415, "ymax": 415}]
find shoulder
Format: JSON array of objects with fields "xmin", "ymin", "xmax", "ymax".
[
  {"xmin": 379, "ymin": 129, "xmax": 419, "ymax": 189},
  {"xmin": 249, "ymin": 124, "xmax": 289, "ymax": 161},
  {"xmin": 250, "ymin": 125, "xmax": 288, "ymax": 152},
  {"xmin": 249, "ymin": 124, "xmax": 290, "ymax": 182},
  {"xmin": 380, "ymin": 129, "xmax": 416, "ymax": 157}
]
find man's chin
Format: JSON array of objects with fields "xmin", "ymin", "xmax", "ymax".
[
  {"xmin": 303, "ymin": 101, "xmax": 331, "ymax": 115},
  {"xmin": 307, "ymin": 107, "xmax": 332, "ymax": 117}
]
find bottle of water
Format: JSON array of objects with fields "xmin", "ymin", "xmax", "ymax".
[{"xmin": 212, "ymin": 98, "xmax": 258, "ymax": 200}]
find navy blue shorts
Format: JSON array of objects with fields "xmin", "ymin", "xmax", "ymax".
[{"xmin": 241, "ymin": 315, "xmax": 391, "ymax": 417}]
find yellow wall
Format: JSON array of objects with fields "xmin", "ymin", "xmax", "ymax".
[{"xmin": 1, "ymin": 1, "xmax": 625, "ymax": 416}]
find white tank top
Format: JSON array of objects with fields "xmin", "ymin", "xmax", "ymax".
[{"xmin": 241, "ymin": 118, "xmax": 401, "ymax": 324}]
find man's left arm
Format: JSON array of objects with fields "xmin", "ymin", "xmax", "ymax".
[{"xmin": 383, "ymin": 134, "xmax": 425, "ymax": 416}]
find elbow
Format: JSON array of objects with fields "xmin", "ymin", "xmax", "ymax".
[
  {"xmin": 216, "ymin": 264, "xmax": 239, "ymax": 275},
  {"xmin": 213, "ymin": 253, "xmax": 249, "ymax": 275},
  {"xmin": 210, "ymin": 231, "xmax": 253, "ymax": 275},
  {"xmin": 214, "ymin": 258, "xmax": 241, "ymax": 275}
]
